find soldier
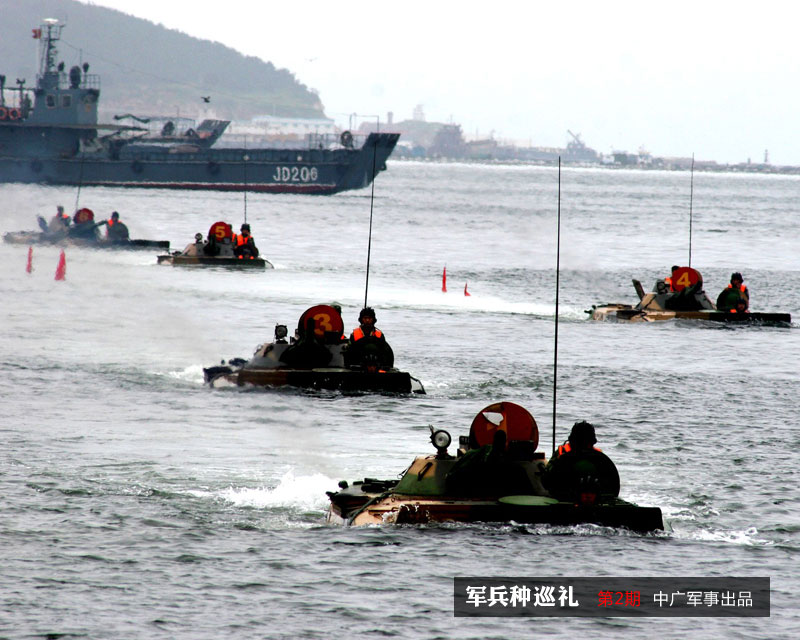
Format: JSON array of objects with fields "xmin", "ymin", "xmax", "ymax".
[
  {"xmin": 549, "ymin": 421, "xmax": 602, "ymax": 465},
  {"xmin": 105, "ymin": 211, "xmax": 130, "ymax": 243},
  {"xmin": 232, "ymin": 223, "xmax": 259, "ymax": 259},
  {"xmin": 664, "ymin": 265, "xmax": 680, "ymax": 292},
  {"xmin": 47, "ymin": 205, "xmax": 70, "ymax": 237},
  {"xmin": 349, "ymin": 307, "xmax": 384, "ymax": 342},
  {"xmin": 716, "ymin": 272, "xmax": 750, "ymax": 311}
]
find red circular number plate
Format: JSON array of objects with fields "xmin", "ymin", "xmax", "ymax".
[
  {"xmin": 297, "ymin": 304, "xmax": 344, "ymax": 338},
  {"xmin": 670, "ymin": 266, "xmax": 702, "ymax": 292},
  {"xmin": 73, "ymin": 208, "xmax": 95, "ymax": 223},
  {"xmin": 208, "ymin": 221, "xmax": 232, "ymax": 241},
  {"xmin": 469, "ymin": 401, "xmax": 539, "ymax": 450}
]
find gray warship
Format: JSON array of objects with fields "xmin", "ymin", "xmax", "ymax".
[{"xmin": 0, "ymin": 20, "xmax": 398, "ymax": 194}]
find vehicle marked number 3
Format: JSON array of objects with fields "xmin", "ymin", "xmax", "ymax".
[
  {"xmin": 272, "ymin": 166, "xmax": 319, "ymax": 182},
  {"xmin": 298, "ymin": 304, "xmax": 344, "ymax": 338}
]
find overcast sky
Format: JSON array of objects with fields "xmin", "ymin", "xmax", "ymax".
[{"xmin": 76, "ymin": 0, "xmax": 800, "ymax": 165}]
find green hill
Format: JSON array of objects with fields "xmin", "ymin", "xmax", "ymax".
[{"xmin": 0, "ymin": 0, "xmax": 325, "ymax": 120}]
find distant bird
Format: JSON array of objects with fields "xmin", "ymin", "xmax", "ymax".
[{"xmin": 201, "ymin": 96, "xmax": 211, "ymax": 103}]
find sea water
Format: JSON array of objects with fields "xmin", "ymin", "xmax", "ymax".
[{"xmin": 1, "ymin": 162, "xmax": 798, "ymax": 639}]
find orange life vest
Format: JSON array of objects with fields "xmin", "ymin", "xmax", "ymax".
[
  {"xmin": 107, "ymin": 218, "xmax": 117, "ymax": 227},
  {"xmin": 664, "ymin": 276, "xmax": 673, "ymax": 290},
  {"xmin": 727, "ymin": 283, "xmax": 746, "ymax": 293},
  {"xmin": 233, "ymin": 233, "xmax": 255, "ymax": 259},
  {"xmin": 557, "ymin": 442, "xmax": 602, "ymax": 457},
  {"xmin": 352, "ymin": 327, "xmax": 383, "ymax": 341}
]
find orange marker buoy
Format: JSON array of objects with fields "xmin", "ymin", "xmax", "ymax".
[
  {"xmin": 442, "ymin": 265, "xmax": 447, "ymax": 292},
  {"xmin": 55, "ymin": 250, "xmax": 66, "ymax": 281},
  {"xmin": 464, "ymin": 282, "xmax": 471, "ymax": 296},
  {"xmin": 26, "ymin": 246, "xmax": 33, "ymax": 273}
]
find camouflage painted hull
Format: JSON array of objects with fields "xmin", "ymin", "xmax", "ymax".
[
  {"xmin": 156, "ymin": 253, "xmax": 271, "ymax": 268},
  {"xmin": 327, "ymin": 481, "xmax": 664, "ymax": 533},
  {"xmin": 590, "ymin": 303, "xmax": 791, "ymax": 326},
  {"xmin": 327, "ymin": 445, "xmax": 664, "ymax": 533}
]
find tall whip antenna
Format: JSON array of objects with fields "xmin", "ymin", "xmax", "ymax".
[
  {"xmin": 243, "ymin": 139, "xmax": 249, "ymax": 224},
  {"xmin": 552, "ymin": 157, "xmax": 562, "ymax": 456},
  {"xmin": 363, "ymin": 136, "xmax": 378, "ymax": 307},
  {"xmin": 688, "ymin": 153, "xmax": 694, "ymax": 267},
  {"xmin": 74, "ymin": 150, "xmax": 86, "ymax": 211}
]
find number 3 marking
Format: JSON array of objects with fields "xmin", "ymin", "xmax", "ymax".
[{"xmin": 313, "ymin": 313, "xmax": 333, "ymax": 336}]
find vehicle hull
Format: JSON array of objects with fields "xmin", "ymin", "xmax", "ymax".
[
  {"xmin": 327, "ymin": 443, "xmax": 664, "ymax": 533},
  {"xmin": 156, "ymin": 254, "xmax": 271, "ymax": 268},
  {"xmin": 3, "ymin": 230, "xmax": 169, "ymax": 250},
  {"xmin": 590, "ymin": 303, "xmax": 791, "ymax": 326},
  {"xmin": 207, "ymin": 366, "xmax": 423, "ymax": 394},
  {"xmin": 328, "ymin": 487, "xmax": 664, "ymax": 533}
]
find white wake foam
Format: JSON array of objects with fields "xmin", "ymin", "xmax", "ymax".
[{"xmin": 218, "ymin": 470, "xmax": 335, "ymax": 511}]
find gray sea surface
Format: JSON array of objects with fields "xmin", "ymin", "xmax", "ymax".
[{"xmin": 1, "ymin": 162, "xmax": 798, "ymax": 639}]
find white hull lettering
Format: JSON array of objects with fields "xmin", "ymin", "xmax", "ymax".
[{"xmin": 272, "ymin": 166, "xmax": 319, "ymax": 183}]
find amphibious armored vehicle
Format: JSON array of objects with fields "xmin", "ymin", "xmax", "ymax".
[
  {"xmin": 326, "ymin": 402, "xmax": 664, "ymax": 532},
  {"xmin": 589, "ymin": 267, "xmax": 790, "ymax": 326},
  {"xmin": 157, "ymin": 221, "xmax": 271, "ymax": 268},
  {"xmin": 3, "ymin": 208, "xmax": 169, "ymax": 250},
  {"xmin": 204, "ymin": 304, "xmax": 424, "ymax": 393}
]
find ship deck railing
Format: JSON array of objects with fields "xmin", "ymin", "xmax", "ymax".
[{"xmin": 37, "ymin": 72, "xmax": 101, "ymax": 91}]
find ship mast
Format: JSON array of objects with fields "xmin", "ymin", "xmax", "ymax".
[{"xmin": 38, "ymin": 19, "xmax": 63, "ymax": 90}]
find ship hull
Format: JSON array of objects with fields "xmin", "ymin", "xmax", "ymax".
[{"xmin": 0, "ymin": 132, "xmax": 399, "ymax": 194}]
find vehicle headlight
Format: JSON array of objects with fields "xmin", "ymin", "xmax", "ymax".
[{"xmin": 431, "ymin": 429, "xmax": 452, "ymax": 451}]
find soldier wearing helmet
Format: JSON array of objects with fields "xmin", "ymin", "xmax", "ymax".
[
  {"xmin": 549, "ymin": 421, "xmax": 602, "ymax": 464},
  {"xmin": 663, "ymin": 265, "xmax": 680, "ymax": 292},
  {"xmin": 349, "ymin": 307, "xmax": 384, "ymax": 342},
  {"xmin": 105, "ymin": 211, "xmax": 130, "ymax": 244},
  {"xmin": 232, "ymin": 223, "xmax": 259, "ymax": 259},
  {"xmin": 717, "ymin": 272, "xmax": 749, "ymax": 311}
]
